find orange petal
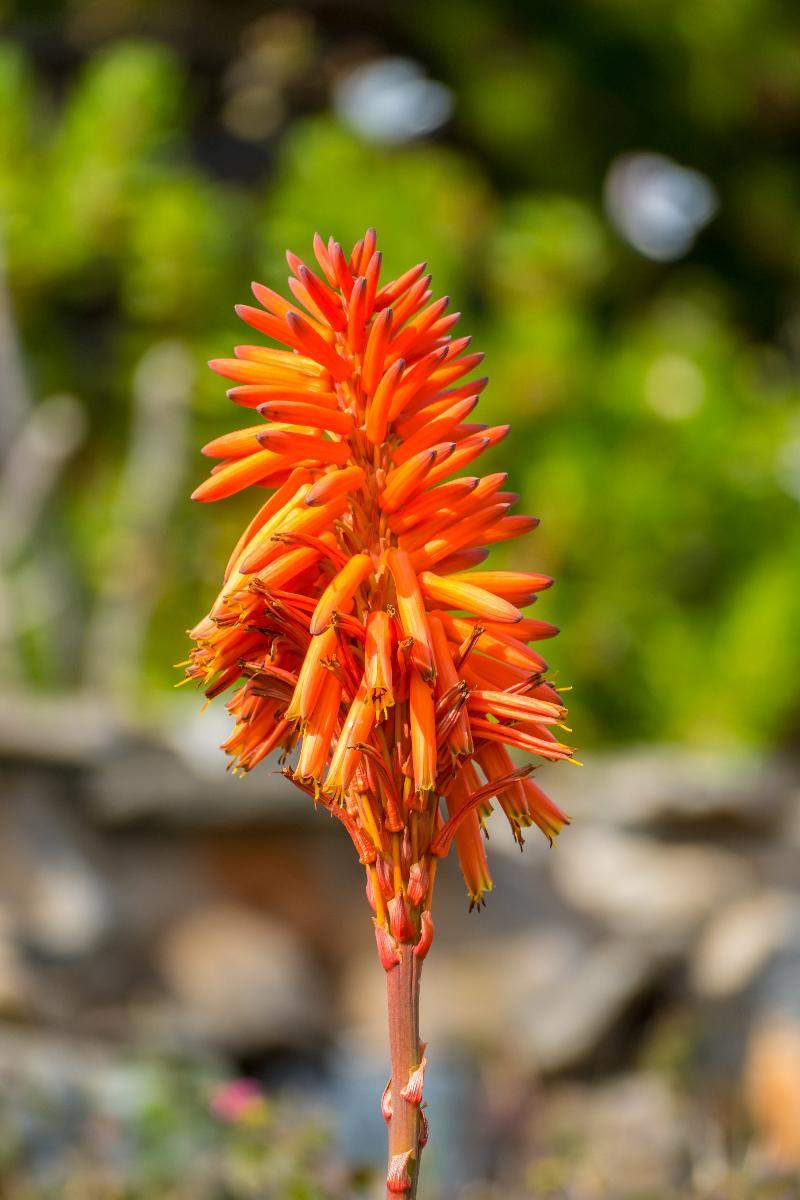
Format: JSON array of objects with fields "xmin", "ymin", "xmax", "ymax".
[
  {"xmin": 389, "ymin": 295, "xmax": 450, "ymax": 360},
  {"xmin": 366, "ymin": 356, "xmax": 404, "ymax": 445},
  {"xmin": 392, "ymin": 397, "xmax": 479, "ymax": 466},
  {"xmin": 304, "ymin": 465, "xmax": 366, "ymax": 507},
  {"xmin": 435, "ymin": 613, "xmax": 548, "ymax": 672},
  {"xmin": 374, "ymin": 261, "xmax": 427, "ymax": 310},
  {"xmin": 440, "ymin": 763, "xmax": 493, "ymax": 905},
  {"xmin": 469, "ymin": 717, "xmax": 573, "ymax": 760},
  {"xmin": 385, "ymin": 547, "xmax": 435, "ymax": 682},
  {"xmin": 231, "ymin": 305, "xmax": 295, "ymax": 348},
  {"xmin": 468, "ymin": 689, "xmax": 565, "ymax": 723},
  {"xmin": 313, "ymin": 232, "xmax": 337, "ymax": 285},
  {"xmin": 429, "ymin": 615, "xmax": 472, "ymax": 759},
  {"xmin": 409, "ymin": 667, "xmax": 436, "ymax": 797},
  {"xmin": 523, "ymin": 778, "xmax": 570, "ymax": 843},
  {"xmin": 240, "ymin": 496, "xmax": 349, "ymax": 573},
  {"xmin": 419, "ymin": 572, "xmax": 523, "ymax": 623},
  {"xmin": 296, "ymin": 670, "xmax": 341, "ymax": 781},
  {"xmin": 387, "ymin": 346, "xmax": 449, "ymax": 423},
  {"xmin": 388, "ymin": 478, "xmax": 479, "ymax": 535},
  {"xmin": 309, "ymin": 552, "xmax": 373, "ymax": 635},
  {"xmin": 298, "ymin": 264, "xmax": 347, "ymax": 330},
  {"xmin": 390, "ymin": 273, "xmax": 432, "ymax": 327},
  {"xmin": 233, "ymin": 343, "xmax": 326, "ymax": 375},
  {"xmin": 255, "ymin": 400, "xmax": 354, "ymax": 435},
  {"xmin": 363, "ymin": 249, "xmax": 382, "ymax": 314},
  {"xmin": 256, "ymin": 429, "xmax": 351, "ymax": 465},
  {"xmin": 202, "ymin": 424, "xmax": 265, "ymax": 459},
  {"xmin": 345, "ymin": 275, "xmax": 369, "ymax": 354},
  {"xmin": 415, "ymin": 433, "xmax": 491, "ymax": 492},
  {"xmin": 191, "ymin": 449, "xmax": 286, "ymax": 502},
  {"xmin": 362, "ymin": 307, "xmax": 393, "ymax": 395},
  {"xmin": 365, "ymin": 610, "xmax": 395, "ymax": 717},
  {"xmin": 285, "ymin": 626, "xmax": 338, "ymax": 726},
  {"xmin": 254, "ymin": 543, "xmax": 322, "ymax": 591},
  {"xmin": 226, "ymin": 383, "xmax": 336, "ymax": 409},
  {"xmin": 324, "ymin": 683, "xmax": 375, "ymax": 798},
  {"xmin": 352, "ymin": 227, "xmax": 377, "ymax": 275},
  {"xmin": 443, "ymin": 570, "xmax": 553, "ymax": 603},
  {"xmin": 328, "ymin": 239, "xmax": 355, "ymax": 299},
  {"xmin": 380, "ymin": 444, "xmax": 454, "ymax": 513},
  {"xmin": 285, "ymin": 311, "xmax": 353, "ymax": 381},
  {"xmin": 480, "ymin": 616, "xmax": 559, "ymax": 642},
  {"xmin": 223, "ymin": 468, "xmax": 311, "ymax": 580},
  {"xmin": 434, "ymin": 548, "xmax": 490, "ymax": 574}
]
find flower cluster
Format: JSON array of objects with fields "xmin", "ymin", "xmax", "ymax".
[
  {"xmin": 186, "ymin": 230, "xmax": 572, "ymax": 1194},
  {"xmin": 187, "ymin": 229, "xmax": 571, "ymax": 920}
]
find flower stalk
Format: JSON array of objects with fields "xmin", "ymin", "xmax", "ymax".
[
  {"xmin": 185, "ymin": 230, "xmax": 573, "ymax": 1194},
  {"xmin": 385, "ymin": 944, "xmax": 424, "ymax": 1197}
]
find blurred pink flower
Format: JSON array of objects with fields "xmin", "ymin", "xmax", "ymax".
[{"xmin": 211, "ymin": 1077, "xmax": 266, "ymax": 1124}]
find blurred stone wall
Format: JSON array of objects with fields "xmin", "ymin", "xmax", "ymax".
[{"xmin": 1, "ymin": 695, "xmax": 799, "ymax": 1191}]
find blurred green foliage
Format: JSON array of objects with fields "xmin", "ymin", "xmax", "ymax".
[{"xmin": 1, "ymin": 0, "xmax": 799, "ymax": 749}]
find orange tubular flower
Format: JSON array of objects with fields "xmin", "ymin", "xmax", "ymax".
[{"xmin": 186, "ymin": 232, "xmax": 573, "ymax": 1200}]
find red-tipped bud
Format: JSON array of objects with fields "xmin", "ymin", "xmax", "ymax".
[
  {"xmin": 407, "ymin": 860, "xmax": 429, "ymax": 907},
  {"xmin": 374, "ymin": 920, "xmax": 401, "ymax": 971},
  {"xmin": 414, "ymin": 910, "xmax": 434, "ymax": 960},
  {"xmin": 377, "ymin": 855, "xmax": 394, "ymax": 900},
  {"xmin": 401, "ymin": 827, "xmax": 413, "ymax": 875},
  {"xmin": 388, "ymin": 894, "xmax": 414, "ymax": 943}
]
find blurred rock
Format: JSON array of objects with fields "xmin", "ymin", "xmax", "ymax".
[
  {"xmin": 691, "ymin": 891, "xmax": 800, "ymax": 998},
  {"xmin": 155, "ymin": 902, "xmax": 329, "ymax": 1051},
  {"xmin": 88, "ymin": 729, "xmax": 301, "ymax": 826},
  {"xmin": 532, "ymin": 1072, "xmax": 686, "ymax": 1197},
  {"xmin": 0, "ymin": 692, "xmax": 120, "ymax": 767},
  {"xmin": 344, "ymin": 927, "xmax": 659, "ymax": 1073},
  {"xmin": 551, "ymin": 828, "xmax": 753, "ymax": 947},
  {"xmin": 745, "ymin": 1015, "xmax": 800, "ymax": 1168},
  {"xmin": 0, "ymin": 777, "xmax": 113, "ymax": 958},
  {"xmin": 0, "ymin": 905, "xmax": 31, "ymax": 1016},
  {"xmin": 516, "ymin": 939, "xmax": 660, "ymax": 1072},
  {"xmin": 550, "ymin": 747, "xmax": 796, "ymax": 829}
]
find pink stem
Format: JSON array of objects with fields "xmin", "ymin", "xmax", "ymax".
[{"xmin": 385, "ymin": 944, "xmax": 423, "ymax": 1197}]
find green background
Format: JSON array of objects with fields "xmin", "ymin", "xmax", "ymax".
[{"xmin": 2, "ymin": 0, "xmax": 799, "ymax": 750}]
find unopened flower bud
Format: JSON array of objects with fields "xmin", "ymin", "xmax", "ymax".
[
  {"xmin": 407, "ymin": 860, "xmax": 429, "ymax": 907},
  {"xmin": 414, "ymin": 910, "xmax": 434, "ymax": 960},
  {"xmin": 377, "ymin": 855, "xmax": 394, "ymax": 900},
  {"xmin": 388, "ymin": 893, "xmax": 413, "ymax": 942},
  {"xmin": 374, "ymin": 920, "xmax": 400, "ymax": 970}
]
